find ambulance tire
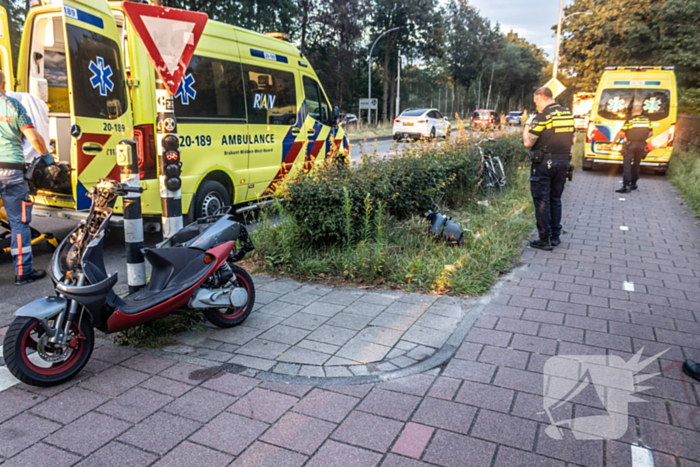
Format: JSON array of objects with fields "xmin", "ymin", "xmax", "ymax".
[{"xmin": 193, "ymin": 180, "xmax": 231, "ymax": 220}]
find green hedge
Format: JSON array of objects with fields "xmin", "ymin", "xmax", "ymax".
[{"xmin": 275, "ymin": 134, "xmax": 529, "ymax": 245}]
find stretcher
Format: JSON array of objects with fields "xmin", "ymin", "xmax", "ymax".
[{"xmin": 0, "ymin": 197, "xmax": 58, "ymax": 255}]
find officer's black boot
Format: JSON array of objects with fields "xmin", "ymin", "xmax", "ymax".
[
  {"xmin": 683, "ymin": 360, "xmax": 700, "ymax": 382},
  {"xmin": 550, "ymin": 238, "xmax": 561, "ymax": 246},
  {"xmin": 15, "ymin": 269, "xmax": 47, "ymax": 286},
  {"xmin": 530, "ymin": 238, "xmax": 553, "ymax": 251},
  {"xmin": 616, "ymin": 185, "xmax": 631, "ymax": 194},
  {"xmin": 630, "ymin": 185, "xmax": 638, "ymax": 191}
]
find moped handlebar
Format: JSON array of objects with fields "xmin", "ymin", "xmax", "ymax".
[{"xmin": 122, "ymin": 186, "xmax": 144, "ymax": 194}]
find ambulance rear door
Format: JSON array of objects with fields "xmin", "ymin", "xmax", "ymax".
[
  {"xmin": 0, "ymin": 6, "xmax": 14, "ymax": 91},
  {"xmin": 61, "ymin": 0, "xmax": 132, "ymax": 210}
]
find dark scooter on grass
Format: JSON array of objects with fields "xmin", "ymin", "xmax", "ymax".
[{"xmin": 2, "ymin": 178, "xmax": 256, "ymax": 387}]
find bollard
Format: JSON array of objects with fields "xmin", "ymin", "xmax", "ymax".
[
  {"xmin": 155, "ymin": 79, "xmax": 183, "ymax": 238},
  {"xmin": 116, "ymin": 140, "xmax": 146, "ymax": 292}
]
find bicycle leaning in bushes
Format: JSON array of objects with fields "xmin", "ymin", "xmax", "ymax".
[{"xmin": 478, "ymin": 138, "xmax": 508, "ymax": 196}]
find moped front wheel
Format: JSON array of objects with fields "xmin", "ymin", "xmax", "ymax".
[
  {"xmin": 2, "ymin": 316, "xmax": 94, "ymax": 387},
  {"xmin": 202, "ymin": 264, "xmax": 255, "ymax": 328}
]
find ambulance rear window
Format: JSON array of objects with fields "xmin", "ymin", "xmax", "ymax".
[
  {"xmin": 242, "ymin": 64, "xmax": 297, "ymax": 125},
  {"xmin": 66, "ymin": 24, "xmax": 127, "ymax": 120},
  {"xmin": 598, "ymin": 88, "xmax": 671, "ymax": 122},
  {"xmin": 174, "ymin": 55, "xmax": 246, "ymax": 122}
]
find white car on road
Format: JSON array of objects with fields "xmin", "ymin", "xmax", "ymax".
[{"xmin": 393, "ymin": 108, "xmax": 451, "ymax": 141}]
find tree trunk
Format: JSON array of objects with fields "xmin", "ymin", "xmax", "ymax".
[
  {"xmin": 389, "ymin": 67, "xmax": 397, "ymax": 121},
  {"xmin": 382, "ymin": 47, "xmax": 390, "ymax": 123}
]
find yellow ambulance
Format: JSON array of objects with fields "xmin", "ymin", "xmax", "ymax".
[
  {"xmin": 583, "ymin": 66, "xmax": 677, "ymax": 175},
  {"xmin": 0, "ymin": 0, "xmax": 348, "ymax": 221}
]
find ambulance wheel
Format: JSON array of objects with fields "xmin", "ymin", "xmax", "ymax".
[
  {"xmin": 193, "ymin": 180, "xmax": 231, "ymax": 220},
  {"xmin": 582, "ymin": 158, "xmax": 594, "ymax": 171}
]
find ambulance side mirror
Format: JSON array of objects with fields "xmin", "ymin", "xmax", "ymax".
[{"xmin": 332, "ymin": 106, "xmax": 340, "ymax": 126}]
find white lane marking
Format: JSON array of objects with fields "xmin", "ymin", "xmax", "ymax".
[
  {"xmin": 623, "ymin": 281, "xmax": 635, "ymax": 292},
  {"xmin": 0, "ymin": 366, "xmax": 20, "ymax": 393},
  {"xmin": 631, "ymin": 445, "xmax": 655, "ymax": 467},
  {"xmin": 620, "ymin": 226, "xmax": 629, "ymax": 231},
  {"xmin": 619, "ymin": 198, "xmax": 626, "ymax": 201}
]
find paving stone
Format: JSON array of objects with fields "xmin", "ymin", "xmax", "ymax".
[
  {"xmin": 232, "ymin": 441, "xmax": 307, "ymax": 467},
  {"xmin": 510, "ymin": 334, "xmax": 558, "ymax": 355},
  {"xmin": 258, "ymin": 325, "xmax": 310, "ymax": 345},
  {"xmin": 277, "ymin": 290, "xmax": 320, "ymax": 306},
  {"xmin": 187, "ymin": 347, "xmax": 234, "ymax": 362},
  {"xmin": 297, "ymin": 339, "xmax": 341, "ymax": 355},
  {"xmin": 158, "ymin": 361, "xmax": 210, "ymax": 384},
  {"xmin": 188, "ymin": 412, "xmax": 268, "ymax": 456},
  {"xmin": 406, "ymin": 345, "xmax": 435, "ymax": 361},
  {"xmin": 299, "ymin": 301, "xmax": 346, "ymax": 317},
  {"xmin": 305, "ymin": 440, "xmax": 382, "ymax": 467},
  {"xmin": 494, "ymin": 446, "xmax": 565, "ymax": 467},
  {"xmin": 391, "ymin": 356, "xmax": 417, "ymax": 368},
  {"xmin": 327, "ymin": 312, "xmax": 374, "ymax": 330},
  {"xmin": 369, "ymin": 312, "xmax": 417, "ymax": 331},
  {"xmin": 454, "ymin": 380, "xmax": 514, "ymax": 412},
  {"xmin": 45, "ymin": 412, "xmax": 130, "ymax": 456},
  {"xmin": 354, "ymin": 326, "xmax": 404, "ymax": 347},
  {"xmin": 492, "ymin": 367, "xmax": 543, "ymax": 395},
  {"xmin": 280, "ymin": 312, "xmax": 329, "ymax": 330},
  {"xmin": 273, "ymin": 362, "xmax": 301, "ymax": 375},
  {"xmin": 412, "ymin": 397, "xmax": 477, "ymax": 434},
  {"xmin": 91, "ymin": 345, "xmax": 138, "ymax": 364},
  {"xmin": 139, "ymin": 375, "xmax": 194, "ymax": 397},
  {"xmin": 200, "ymin": 371, "xmax": 259, "ymax": 396},
  {"xmin": 307, "ymin": 325, "xmax": 358, "ymax": 346},
  {"xmin": 378, "ymin": 374, "xmax": 435, "ymax": 396},
  {"xmin": 357, "ymin": 292, "xmax": 398, "ymax": 306},
  {"xmin": 331, "ymin": 411, "xmax": 402, "ymax": 452},
  {"xmin": 259, "ymin": 381, "xmax": 313, "ymax": 397},
  {"xmin": 228, "ymin": 354, "xmax": 276, "ymax": 371},
  {"xmin": 175, "ymin": 328, "xmax": 215, "ymax": 346},
  {"xmin": 427, "ymin": 376, "xmax": 461, "ymax": 400},
  {"xmin": 261, "ymin": 412, "xmax": 335, "ymax": 455},
  {"xmin": 344, "ymin": 302, "xmax": 389, "ymax": 317},
  {"xmin": 443, "ymin": 359, "xmax": 496, "ymax": 383},
  {"xmin": 390, "ymin": 423, "xmax": 434, "ymax": 460},
  {"xmin": 0, "ymin": 388, "xmax": 46, "ymax": 423},
  {"xmin": 423, "ymin": 430, "xmax": 497, "ymax": 467},
  {"xmin": 74, "ymin": 441, "xmax": 157, "ymax": 467},
  {"xmin": 0, "ymin": 442, "xmax": 81, "ymax": 467},
  {"xmin": 495, "ymin": 317, "xmax": 540, "ymax": 335},
  {"xmin": 163, "ymin": 387, "xmax": 236, "ymax": 423},
  {"xmin": 259, "ymin": 280, "xmax": 302, "ymax": 294},
  {"xmin": 238, "ymin": 311, "xmax": 284, "ymax": 331},
  {"xmin": 152, "ymin": 441, "xmax": 233, "ymax": 467},
  {"xmin": 318, "ymin": 290, "xmax": 364, "ymax": 306},
  {"xmin": 96, "ymin": 386, "xmax": 172, "ymax": 423},
  {"xmin": 478, "ymin": 345, "xmax": 530, "ymax": 369},
  {"xmin": 384, "ymin": 302, "xmax": 429, "ymax": 318},
  {"xmin": 120, "ymin": 354, "xmax": 178, "ymax": 374},
  {"xmin": 325, "ymin": 365, "xmax": 354, "ymax": 377},
  {"xmin": 453, "ymin": 342, "xmax": 482, "ymax": 361},
  {"xmin": 402, "ymin": 325, "xmax": 451, "ymax": 348},
  {"xmin": 357, "ymin": 388, "xmax": 421, "ymax": 421},
  {"xmin": 277, "ymin": 346, "xmax": 331, "ymax": 365},
  {"xmin": 336, "ymin": 338, "xmax": 392, "ymax": 363},
  {"xmin": 470, "ymin": 409, "xmax": 538, "ymax": 451},
  {"xmin": 535, "ymin": 427, "xmax": 604, "ymax": 467},
  {"xmin": 299, "ymin": 365, "xmax": 326, "ymax": 377},
  {"xmin": 538, "ymin": 323, "xmax": 585, "ymax": 343},
  {"xmin": 256, "ymin": 301, "xmax": 304, "ymax": 318},
  {"xmin": 466, "ymin": 327, "xmax": 512, "ymax": 347},
  {"xmin": 0, "ymin": 413, "xmax": 61, "ymax": 458},
  {"xmin": 79, "ymin": 365, "xmax": 150, "ymax": 396},
  {"xmin": 228, "ymin": 387, "xmax": 298, "ymax": 423},
  {"xmin": 253, "ymin": 290, "xmax": 283, "ymax": 305},
  {"xmin": 585, "ymin": 330, "xmax": 633, "ymax": 352},
  {"xmin": 293, "ymin": 388, "xmax": 359, "ymax": 422},
  {"xmin": 237, "ymin": 338, "xmax": 290, "ymax": 359}
]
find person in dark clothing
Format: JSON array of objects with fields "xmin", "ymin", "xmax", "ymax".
[
  {"xmin": 616, "ymin": 104, "xmax": 653, "ymax": 194},
  {"xmin": 523, "ymin": 87, "xmax": 576, "ymax": 251},
  {"xmin": 683, "ymin": 360, "xmax": 700, "ymax": 382}
]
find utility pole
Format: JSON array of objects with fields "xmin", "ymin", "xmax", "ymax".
[
  {"xmin": 395, "ymin": 52, "xmax": 401, "ymax": 119},
  {"xmin": 486, "ymin": 63, "xmax": 495, "ymax": 109},
  {"xmin": 553, "ymin": 0, "xmax": 564, "ymax": 78}
]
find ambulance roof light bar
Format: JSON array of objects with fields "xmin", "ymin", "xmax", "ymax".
[{"xmin": 604, "ymin": 66, "xmax": 675, "ymax": 71}]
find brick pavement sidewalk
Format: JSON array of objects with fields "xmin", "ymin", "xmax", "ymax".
[{"xmin": 1, "ymin": 168, "xmax": 700, "ymax": 466}]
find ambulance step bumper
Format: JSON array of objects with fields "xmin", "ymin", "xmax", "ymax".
[
  {"xmin": 586, "ymin": 158, "xmax": 668, "ymax": 168},
  {"xmin": 33, "ymin": 205, "xmax": 124, "ymax": 227}
]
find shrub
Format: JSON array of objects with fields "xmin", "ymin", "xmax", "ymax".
[{"xmin": 276, "ymin": 133, "xmax": 528, "ymax": 245}]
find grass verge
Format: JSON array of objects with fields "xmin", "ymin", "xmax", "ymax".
[
  {"xmin": 246, "ymin": 136, "xmax": 534, "ymax": 296},
  {"xmin": 669, "ymin": 147, "xmax": 700, "ymax": 215}
]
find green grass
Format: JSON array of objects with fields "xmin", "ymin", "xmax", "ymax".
[
  {"xmin": 668, "ymin": 148, "xmax": 700, "ymax": 215},
  {"xmin": 113, "ymin": 311, "xmax": 205, "ymax": 348},
  {"xmin": 248, "ymin": 160, "xmax": 534, "ymax": 296}
]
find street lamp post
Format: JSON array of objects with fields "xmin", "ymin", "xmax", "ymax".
[
  {"xmin": 368, "ymin": 27, "xmax": 401, "ymax": 125},
  {"xmin": 553, "ymin": 9, "xmax": 592, "ymax": 78}
]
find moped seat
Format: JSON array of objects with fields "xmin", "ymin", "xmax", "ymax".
[{"xmin": 114, "ymin": 247, "xmax": 213, "ymax": 315}]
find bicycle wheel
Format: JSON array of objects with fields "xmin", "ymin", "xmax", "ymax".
[
  {"xmin": 480, "ymin": 164, "xmax": 499, "ymax": 196},
  {"xmin": 493, "ymin": 157, "xmax": 508, "ymax": 193}
]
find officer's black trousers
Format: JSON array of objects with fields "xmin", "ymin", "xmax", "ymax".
[
  {"xmin": 530, "ymin": 159, "xmax": 568, "ymax": 241},
  {"xmin": 622, "ymin": 142, "xmax": 647, "ymax": 187}
]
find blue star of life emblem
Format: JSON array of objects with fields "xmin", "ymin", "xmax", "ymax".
[
  {"xmin": 175, "ymin": 73, "xmax": 196, "ymax": 105},
  {"xmin": 606, "ymin": 97, "xmax": 626, "ymax": 113},
  {"xmin": 643, "ymin": 97, "xmax": 661, "ymax": 113},
  {"xmin": 89, "ymin": 57, "xmax": 114, "ymax": 97}
]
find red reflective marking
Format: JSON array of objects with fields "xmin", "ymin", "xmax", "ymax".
[
  {"xmin": 17, "ymin": 233, "xmax": 23, "ymax": 275},
  {"xmin": 262, "ymin": 140, "xmax": 305, "ymax": 196},
  {"xmin": 77, "ymin": 133, "xmax": 112, "ymax": 176}
]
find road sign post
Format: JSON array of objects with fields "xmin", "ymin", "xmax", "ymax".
[{"xmin": 122, "ymin": 2, "xmax": 207, "ymax": 238}]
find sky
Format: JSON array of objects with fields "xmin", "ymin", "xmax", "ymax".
[{"xmin": 464, "ymin": 0, "xmax": 574, "ymax": 60}]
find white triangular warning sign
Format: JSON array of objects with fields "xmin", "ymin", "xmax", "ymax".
[
  {"xmin": 141, "ymin": 16, "xmax": 195, "ymax": 76},
  {"xmin": 122, "ymin": 2, "xmax": 207, "ymax": 96}
]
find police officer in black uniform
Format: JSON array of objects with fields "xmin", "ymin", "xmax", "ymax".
[
  {"xmin": 523, "ymin": 87, "xmax": 576, "ymax": 251},
  {"xmin": 616, "ymin": 103, "xmax": 653, "ymax": 194}
]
